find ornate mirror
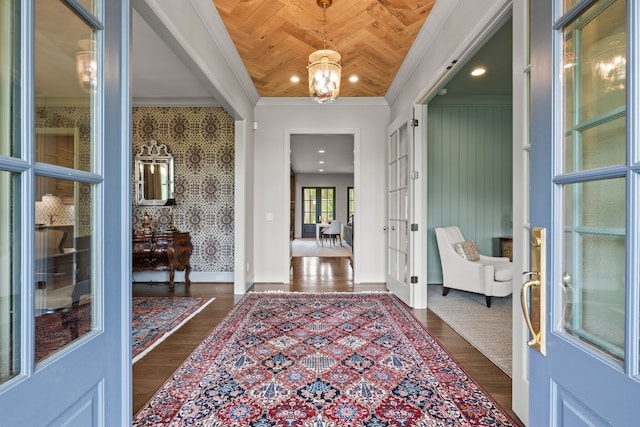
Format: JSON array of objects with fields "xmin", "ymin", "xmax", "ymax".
[{"xmin": 135, "ymin": 140, "xmax": 174, "ymax": 206}]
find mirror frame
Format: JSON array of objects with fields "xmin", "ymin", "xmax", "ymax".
[{"xmin": 135, "ymin": 140, "xmax": 174, "ymax": 206}]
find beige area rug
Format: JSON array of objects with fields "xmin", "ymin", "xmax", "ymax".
[
  {"xmin": 428, "ymin": 284, "xmax": 512, "ymax": 377},
  {"xmin": 290, "ymin": 238, "xmax": 352, "ymax": 257}
]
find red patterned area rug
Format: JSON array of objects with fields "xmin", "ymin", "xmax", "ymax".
[
  {"xmin": 132, "ymin": 296, "xmax": 215, "ymax": 363},
  {"xmin": 133, "ymin": 292, "xmax": 518, "ymax": 426},
  {"xmin": 35, "ymin": 297, "xmax": 214, "ymax": 363}
]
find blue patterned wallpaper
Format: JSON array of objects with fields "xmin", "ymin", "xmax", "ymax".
[
  {"xmin": 132, "ymin": 106, "xmax": 235, "ymax": 273},
  {"xmin": 34, "ymin": 105, "xmax": 235, "ymax": 274}
]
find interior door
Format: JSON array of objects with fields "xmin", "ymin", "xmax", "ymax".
[
  {"xmin": 527, "ymin": 0, "xmax": 639, "ymax": 424},
  {"xmin": 0, "ymin": 1, "xmax": 129, "ymax": 425},
  {"xmin": 386, "ymin": 110, "xmax": 426, "ymax": 309}
]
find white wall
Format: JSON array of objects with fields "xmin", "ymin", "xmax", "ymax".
[
  {"xmin": 294, "ymin": 173, "xmax": 353, "ymax": 238},
  {"xmin": 254, "ymin": 98, "xmax": 389, "ymax": 283}
]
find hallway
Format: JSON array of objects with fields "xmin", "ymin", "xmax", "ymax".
[{"xmin": 133, "ymin": 256, "xmax": 521, "ymax": 424}]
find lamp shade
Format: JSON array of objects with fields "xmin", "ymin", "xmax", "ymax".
[{"xmin": 308, "ymin": 49, "xmax": 341, "ymax": 104}]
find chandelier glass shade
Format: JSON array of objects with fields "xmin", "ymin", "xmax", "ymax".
[
  {"xmin": 308, "ymin": 0, "xmax": 341, "ymax": 103},
  {"xmin": 75, "ymin": 39, "xmax": 97, "ymax": 93},
  {"xmin": 308, "ymin": 49, "xmax": 341, "ymax": 103}
]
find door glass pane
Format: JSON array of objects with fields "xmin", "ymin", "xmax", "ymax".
[
  {"xmin": 35, "ymin": 177, "xmax": 94, "ymax": 363},
  {"xmin": 0, "ymin": 0, "xmax": 19, "ymax": 157},
  {"xmin": 389, "ymin": 190, "xmax": 398, "ymax": 220},
  {"xmin": 319, "ymin": 188, "xmax": 334, "ymax": 223},
  {"xmin": 562, "ymin": 0, "xmax": 626, "ymax": 173},
  {"xmin": 389, "ymin": 160, "xmax": 398, "ymax": 190},
  {"xmin": 0, "ymin": 171, "xmax": 20, "ymax": 384},
  {"xmin": 303, "ymin": 188, "xmax": 316, "ymax": 224},
  {"xmin": 35, "ymin": 0, "xmax": 95, "ymax": 172},
  {"xmin": 0, "ymin": 0, "xmax": 20, "ymax": 385},
  {"xmin": 77, "ymin": 0, "xmax": 98, "ymax": 15},
  {"xmin": 561, "ymin": 178, "xmax": 625, "ymax": 362},
  {"xmin": 399, "ymin": 125, "xmax": 408, "ymax": 157},
  {"xmin": 347, "ymin": 187, "xmax": 354, "ymax": 221},
  {"xmin": 388, "ymin": 250, "xmax": 397, "ymax": 279},
  {"xmin": 389, "ymin": 131, "xmax": 397, "ymax": 161},
  {"xmin": 399, "ymin": 156, "xmax": 408, "ymax": 188},
  {"xmin": 563, "ymin": 0, "xmax": 574, "ymax": 14}
]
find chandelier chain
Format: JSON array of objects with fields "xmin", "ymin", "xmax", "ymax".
[{"xmin": 322, "ymin": 4, "xmax": 327, "ymax": 49}]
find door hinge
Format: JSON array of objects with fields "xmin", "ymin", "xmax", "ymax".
[
  {"xmin": 410, "ymin": 276, "xmax": 418, "ymax": 284},
  {"xmin": 410, "ymin": 171, "xmax": 419, "ymax": 180},
  {"xmin": 411, "ymin": 119, "xmax": 419, "ymax": 127},
  {"xmin": 410, "ymin": 223, "xmax": 418, "ymax": 231}
]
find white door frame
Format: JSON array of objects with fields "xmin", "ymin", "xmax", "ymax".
[
  {"xmin": 510, "ymin": 0, "xmax": 530, "ymax": 423},
  {"xmin": 283, "ymin": 128, "xmax": 361, "ymax": 283}
]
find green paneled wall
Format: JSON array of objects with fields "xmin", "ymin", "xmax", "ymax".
[{"xmin": 426, "ymin": 102, "xmax": 513, "ymax": 283}]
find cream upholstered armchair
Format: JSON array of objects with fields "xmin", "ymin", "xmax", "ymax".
[{"xmin": 434, "ymin": 226, "xmax": 513, "ymax": 307}]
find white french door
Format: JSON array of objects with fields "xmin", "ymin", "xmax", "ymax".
[
  {"xmin": 527, "ymin": 0, "xmax": 640, "ymax": 424},
  {"xmin": 386, "ymin": 109, "xmax": 426, "ymax": 309},
  {"xmin": 0, "ymin": 1, "xmax": 130, "ymax": 425}
]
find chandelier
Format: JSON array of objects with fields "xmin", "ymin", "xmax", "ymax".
[
  {"xmin": 308, "ymin": 0, "xmax": 341, "ymax": 104},
  {"xmin": 76, "ymin": 39, "xmax": 97, "ymax": 94}
]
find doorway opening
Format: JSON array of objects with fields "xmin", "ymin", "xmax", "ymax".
[
  {"xmin": 425, "ymin": 17, "xmax": 514, "ymax": 377},
  {"xmin": 288, "ymin": 133, "xmax": 355, "ymax": 267}
]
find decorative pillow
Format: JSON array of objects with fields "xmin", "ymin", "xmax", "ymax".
[{"xmin": 454, "ymin": 240, "xmax": 480, "ymax": 262}]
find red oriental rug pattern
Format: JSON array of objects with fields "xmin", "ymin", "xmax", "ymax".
[
  {"xmin": 132, "ymin": 296, "xmax": 215, "ymax": 363},
  {"xmin": 35, "ymin": 297, "xmax": 213, "ymax": 363},
  {"xmin": 133, "ymin": 292, "xmax": 518, "ymax": 426}
]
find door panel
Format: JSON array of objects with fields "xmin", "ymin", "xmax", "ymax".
[
  {"xmin": 528, "ymin": 0, "xmax": 639, "ymax": 424},
  {"xmin": 387, "ymin": 121, "xmax": 410, "ymax": 304},
  {"xmin": 0, "ymin": 0, "xmax": 129, "ymax": 424},
  {"xmin": 386, "ymin": 112, "xmax": 425, "ymax": 309}
]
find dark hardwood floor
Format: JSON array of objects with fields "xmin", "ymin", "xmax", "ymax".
[{"xmin": 133, "ymin": 256, "xmax": 523, "ymax": 425}]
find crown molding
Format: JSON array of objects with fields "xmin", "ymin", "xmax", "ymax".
[
  {"xmin": 132, "ymin": 97, "xmax": 221, "ymax": 107},
  {"xmin": 256, "ymin": 97, "xmax": 389, "ymax": 109}
]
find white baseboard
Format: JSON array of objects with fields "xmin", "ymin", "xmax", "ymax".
[{"xmin": 132, "ymin": 271, "xmax": 234, "ymax": 283}]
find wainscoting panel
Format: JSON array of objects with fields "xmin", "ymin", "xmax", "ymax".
[{"xmin": 427, "ymin": 103, "xmax": 513, "ymax": 284}]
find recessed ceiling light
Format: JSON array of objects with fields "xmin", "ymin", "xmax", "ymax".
[
  {"xmin": 349, "ymin": 75, "xmax": 358, "ymax": 82},
  {"xmin": 471, "ymin": 67, "xmax": 486, "ymax": 77},
  {"xmin": 319, "ymin": 169, "xmax": 324, "ymax": 172},
  {"xmin": 318, "ymin": 149, "xmax": 325, "ymax": 153},
  {"xmin": 319, "ymin": 161, "xmax": 325, "ymax": 164},
  {"xmin": 290, "ymin": 76, "xmax": 300, "ymax": 83}
]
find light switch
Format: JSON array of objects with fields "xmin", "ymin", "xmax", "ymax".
[{"xmin": 265, "ymin": 212, "xmax": 275, "ymax": 221}]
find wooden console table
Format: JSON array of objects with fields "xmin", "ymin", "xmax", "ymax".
[{"xmin": 132, "ymin": 231, "xmax": 192, "ymax": 289}]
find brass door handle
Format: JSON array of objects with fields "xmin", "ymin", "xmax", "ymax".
[{"xmin": 520, "ymin": 276, "xmax": 541, "ymax": 347}]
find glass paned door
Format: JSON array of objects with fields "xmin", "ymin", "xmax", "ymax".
[
  {"xmin": 386, "ymin": 119, "xmax": 412, "ymax": 305},
  {"xmin": 0, "ymin": 0, "xmax": 129, "ymax": 424},
  {"xmin": 559, "ymin": 0, "xmax": 626, "ymax": 363},
  {"xmin": 33, "ymin": 0, "xmax": 98, "ymax": 364},
  {"xmin": 0, "ymin": 171, "xmax": 20, "ymax": 384},
  {"xmin": 0, "ymin": 0, "xmax": 20, "ymax": 385},
  {"xmin": 301, "ymin": 187, "xmax": 335, "ymax": 238},
  {"xmin": 528, "ymin": 0, "xmax": 639, "ymax": 424}
]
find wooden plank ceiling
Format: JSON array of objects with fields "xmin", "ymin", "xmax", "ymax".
[{"xmin": 212, "ymin": 0, "xmax": 436, "ymax": 98}]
